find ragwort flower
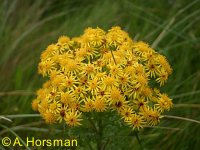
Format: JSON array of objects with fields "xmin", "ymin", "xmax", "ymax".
[{"xmin": 33, "ymin": 26, "xmax": 173, "ymax": 129}]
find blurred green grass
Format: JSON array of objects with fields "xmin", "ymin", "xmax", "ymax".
[{"xmin": 0, "ymin": 0, "xmax": 200, "ymax": 150}]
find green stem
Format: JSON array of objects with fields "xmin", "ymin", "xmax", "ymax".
[
  {"xmin": 110, "ymin": 48, "xmax": 117, "ymax": 65},
  {"xmin": 88, "ymin": 117, "xmax": 98, "ymax": 133},
  {"xmin": 63, "ymin": 123, "xmax": 66, "ymax": 140},
  {"xmin": 134, "ymin": 130, "xmax": 144, "ymax": 150},
  {"xmin": 97, "ymin": 114, "xmax": 103, "ymax": 150},
  {"xmin": 86, "ymin": 139, "xmax": 94, "ymax": 150},
  {"xmin": 102, "ymin": 138, "xmax": 110, "ymax": 150}
]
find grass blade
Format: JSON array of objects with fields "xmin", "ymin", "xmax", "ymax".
[
  {"xmin": 1, "ymin": 114, "xmax": 40, "ymax": 118},
  {"xmin": 164, "ymin": 115, "xmax": 200, "ymax": 124},
  {"xmin": 151, "ymin": 17, "xmax": 175, "ymax": 48}
]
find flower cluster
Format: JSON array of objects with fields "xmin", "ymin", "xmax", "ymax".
[{"xmin": 32, "ymin": 26, "xmax": 173, "ymax": 130}]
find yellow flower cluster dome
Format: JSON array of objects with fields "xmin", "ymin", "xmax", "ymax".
[{"xmin": 32, "ymin": 26, "xmax": 173, "ymax": 130}]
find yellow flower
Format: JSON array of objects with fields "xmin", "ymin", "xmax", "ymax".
[
  {"xmin": 120, "ymin": 106, "xmax": 134, "ymax": 121},
  {"xmin": 42, "ymin": 81, "xmax": 51, "ymax": 88},
  {"xmin": 69, "ymin": 100, "xmax": 80, "ymax": 111},
  {"xmin": 47, "ymin": 86, "xmax": 59, "ymax": 101},
  {"xmin": 141, "ymin": 86, "xmax": 153, "ymax": 100},
  {"xmin": 126, "ymin": 114, "xmax": 145, "ymax": 130},
  {"xmin": 73, "ymin": 86, "xmax": 86, "ymax": 98},
  {"xmin": 108, "ymin": 65, "xmax": 123, "ymax": 77},
  {"xmin": 61, "ymin": 75, "xmax": 77, "ymax": 89},
  {"xmin": 93, "ymin": 97, "xmax": 107, "ymax": 112},
  {"xmin": 124, "ymin": 66, "xmax": 135, "ymax": 76},
  {"xmin": 102, "ymin": 52, "xmax": 113, "ymax": 64},
  {"xmin": 126, "ymin": 86, "xmax": 141, "ymax": 99},
  {"xmin": 38, "ymin": 99, "xmax": 49, "ymax": 114},
  {"xmin": 133, "ymin": 98, "xmax": 148, "ymax": 111},
  {"xmin": 82, "ymin": 63, "xmax": 95, "ymax": 75},
  {"xmin": 33, "ymin": 26, "xmax": 173, "ymax": 130},
  {"xmin": 49, "ymin": 101, "xmax": 62, "ymax": 113},
  {"xmin": 81, "ymin": 98, "xmax": 94, "ymax": 112},
  {"xmin": 38, "ymin": 59, "xmax": 56, "ymax": 76},
  {"xmin": 119, "ymin": 74, "xmax": 129, "ymax": 85},
  {"xmin": 51, "ymin": 75, "xmax": 64, "ymax": 87},
  {"xmin": 157, "ymin": 55, "xmax": 173, "ymax": 75},
  {"xmin": 76, "ymin": 48, "xmax": 88, "ymax": 59},
  {"xmin": 145, "ymin": 62, "xmax": 159, "ymax": 78},
  {"xmin": 40, "ymin": 44, "xmax": 56, "ymax": 60},
  {"xmin": 134, "ymin": 63, "xmax": 145, "ymax": 76},
  {"xmin": 95, "ymin": 59, "xmax": 106, "ymax": 68},
  {"xmin": 88, "ymin": 78, "xmax": 100, "ymax": 95},
  {"xmin": 106, "ymin": 26, "xmax": 129, "ymax": 46},
  {"xmin": 57, "ymin": 106, "xmax": 68, "ymax": 123},
  {"xmin": 36, "ymin": 88, "xmax": 46, "ymax": 100},
  {"xmin": 43, "ymin": 110, "xmax": 57, "ymax": 124},
  {"xmin": 156, "ymin": 94, "xmax": 173, "ymax": 112},
  {"xmin": 110, "ymin": 88, "xmax": 122, "ymax": 101},
  {"xmin": 32, "ymin": 99, "xmax": 39, "ymax": 111},
  {"xmin": 144, "ymin": 50, "xmax": 156, "ymax": 61},
  {"xmin": 97, "ymin": 88, "xmax": 109, "ymax": 98},
  {"xmin": 95, "ymin": 72, "xmax": 107, "ymax": 81},
  {"xmin": 103, "ymin": 76, "xmax": 118, "ymax": 90},
  {"xmin": 64, "ymin": 111, "xmax": 82, "ymax": 127},
  {"xmin": 46, "ymin": 44, "xmax": 56, "ymax": 53},
  {"xmin": 136, "ymin": 74, "xmax": 148, "ymax": 87},
  {"xmin": 58, "ymin": 36, "xmax": 70, "ymax": 44},
  {"xmin": 133, "ymin": 41, "xmax": 151, "ymax": 56},
  {"xmin": 65, "ymin": 59, "xmax": 80, "ymax": 73},
  {"xmin": 84, "ymin": 27, "xmax": 106, "ymax": 47},
  {"xmin": 111, "ymin": 97, "xmax": 127, "ymax": 112},
  {"xmin": 156, "ymin": 69, "xmax": 168, "ymax": 86},
  {"xmin": 141, "ymin": 106, "xmax": 161, "ymax": 126},
  {"xmin": 60, "ymin": 92, "xmax": 74, "ymax": 106}
]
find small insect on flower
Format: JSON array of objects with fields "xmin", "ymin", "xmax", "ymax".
[{"xmin": 33, "ymin": 26, "xmax": 173, "ymax": 130}]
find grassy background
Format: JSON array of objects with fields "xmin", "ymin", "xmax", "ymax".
[{"xmin": 0, "ymin": 0, "xmax": 200, "ymax": 149}]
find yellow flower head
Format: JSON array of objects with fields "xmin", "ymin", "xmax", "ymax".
[
  {"xmin": 64, "ymin": 111, "xmax": 82, "ymax": 127},
  {"xmin": 32, "ymin": 99, "xmax": 39, "ymax": 111},
  {"xmin": 58, "ymin": 36, "xmax": 70, "ymax": 44},
  {"xmin": 81, "ymin": 98, "xmax": 94, "ymax": 112},
  {"xmin": 33, "ymin": 26, "xmax": 173, "ymax": 130},
  {"xmin": 126, "ymin": 114, "xmax": 145, "ymax": 130},
  {"xmin": 93, "ymin": 97, "xmax": 107, "ymax": 112},
  {"xmin": 43, "ymin": 111, "xmax": 57, "ymax": 124}
]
